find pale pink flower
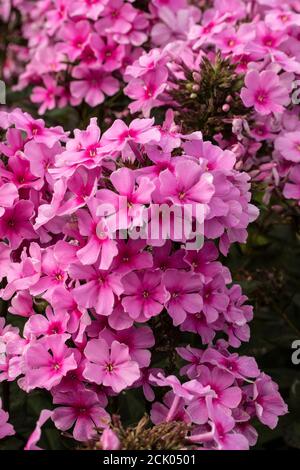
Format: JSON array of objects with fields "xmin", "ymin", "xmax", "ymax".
[
  {"xmin": 71, "ymin": 67, "xmax": 119, "ymax": 107},
  {"xmin": 241, "ymin": 70, "xmax": 290, "ymax": 115}
]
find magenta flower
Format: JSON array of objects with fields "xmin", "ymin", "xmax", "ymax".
[
  {"xmin": 241, "ymin": 70, "xmax": 290, "ymax": 115},
  {"xmin": 112, "ymin": 239, "xmax": 153, "ymax": 275},
  {"xmin": 69, "ymin": 0, "xmax": 108, "ymax": 21},
  {"xmin": 201, "ymin": 348, "xmax": 260, "ymax": 380},
  {"xmin": 76, "ymin": 198, "xmax": 118, "ymax": 269},
  {"xmin": 55, "ymin": 118, "xmax": 102, "ymax": 170},
  {"xmin": 186, "ymin": 366, "xmax": 242, "ymax": 424},
  {"xmin": 70, "ymin": 264, "xmax": 123, "ymax": 316},
  {"xmin": 71, "ymin": 67, "xmax": 119, "ymax": 107},
  {"xmin": 24, "ymin": 306, "xmax": 69, "ymax": 339},
  {"xmin": 0, "ymin": 399, "xmax": 15, "ymax": 440},
  {"xmin": 163, "ymin": 269, "xmax": 203, "ymax": 326},
  {"xmin": 106, "ymin": 325, "xmax": 155, "ymax": 368},
  {"xmin": 83, "ymin": 339, "xmax": 140, "ymax": 392},
  {"xmin": 209, "ymin": 406, "xmax": 249, "ymax": 450},
  {"xmin": 0, "ymin": 200, "xmax": 37, "ymax": 249},
  {"xmin": 24, "ymin": 409, "xmax": 52, "ymax": 450},
  {"xmin": 52, "ymin": 389, "xmax": 110, "ymax": 442},
  {"xmin": 101, "ymin": 118, "xmax": 160, "ymax": 153},
  {"xmin": 31, "ymin": 75, "xmax": 63, "ymax": 115},
  {"xmin": 284, "ymin": 165, "xmax": 300, "ymax": 202},
  {"xmin": 275, "ymin": 131, "xmax": 300, "ymax": 163},
  {"xmin": 252, "ymin": 374, "xmax": 288, "ymax": 429},
  {"xmin": 0, "ymin": 182, "xmax": 18, "ymax": 217},
  {"xmin": 159, "ymin": 159, "xmax": 215, "ymax": 207},
  {"xmin": 24, "ymin": 335, "xmax": 77, "ymax": 391},
  {"xmin": 121, "ymin": 270, "xmax": 168, "ymax": 322},
  {"xmin": 100, "ymin": 428, "xmax": 120, "ymax": 450},
  {"xmin": 58, "ymin": 20, "xmax": 91, "ymax": 62},
  {"xmin": 124, "ymin": 69, "xmax": 168, "ymax": 117},
  {"xmin": 90, "ymin": 35, "xmax": 125, "ymax": 72}
]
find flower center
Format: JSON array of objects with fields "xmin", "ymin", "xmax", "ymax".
[
  {"xmin": 106, "ymin": 363, "xmax": 114, "ymax": 372},
  {"xmin": 256, "ymin": 92, "xmax": 267, "ymax": 103},
  {"xmin": 143, "ymin": 290, "xmax": 149, "ymax": 298}
]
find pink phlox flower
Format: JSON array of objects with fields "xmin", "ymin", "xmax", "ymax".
[
  {"xmin": 151, "ymin": 7, "xmax": 200, "ymax": 47},
  {"xmin": 176, "ymin": 345, "xmax": 203, "ymax": 379},
  {"xmin": 101, "ymin": 118, "xmax": 161, "ymax": 155},
  {"xmin": 52, "ymin": 389, "xmax": 110, "ymax": 442},
  {"xmin": 1, "ymin": 243, "xmax": 41, "ymax": 300},
  {"xmin": 112, "ymin": 239, "xmax": 153, "ymax": 275},
  {"xmin": 24, "ymin": 409, "xmax": 53, "ymax": 450},
  {"xmin": 31, "ymin": 75, "xmax": 64, "ymax": 115},
  {"xmin": 0, "ymin": 127, "xmax": 25, "ymax": 157},
  {"xmin": 24, "ymin": 306, "xmax": 70, "ymax": 339},
  {"xmin": 9, "ymin": 108, "xmax": 67, "ymax": 147},
  {"xmin": 186, "ymin": 365, "xmax": 242, "ymax": 424},
  {"xmin": 8, "ymin": 290, "xmax": 35, "ymax": 317},
  {"xmin": 76, "ymin": 197, "xmax": 118, "ymax": 269},
  {"xmin": 201, "ymin": 274, "xmax": 230, "ymax": 324},
  {"xmin": 201, "ymin": 348, "xmax": 260, "ymax": 381},
  {"xmin": 71, "ymin": 67, "xmax": 119, "ymax": 107},
  {"xmin": 0, "ymin": 398, "xmax": 15, "ymax": 440},
  {"xmin": 83, "ymin": 338, "xmax": 140, "ymax": 393},
  {"xmin": 30, "ymin": 242, "xmax": 76, "ymax": 297},
  {"xmin": 70, "ymin": 263, "xmax": 124, "ymax": 316},
  {"xmin": 100, "ymin": 428, "xmax": 120, "ymax": 450},
  {"xmin": 69, "ymin": 0, "xmax": 108, "ymax": 21},
  {"xmin": 241, "ymin": 70, "xmax": 290, "ymax": 115},
  {"xmin": 184, "ymin": 241, "xmax": 223, "ymax": 282},
  {"xmin": 58, "ymin": 20, "xmax": 91, "ymax": 62},
  {"xmin": 23, "ymin": 335, "xmax": 77, "ymax": 391},
  {"xmin": 284, "ymin": 164, "xmax": 300, "ymax": 203},
  {"xmin": 121, "ymin": 270, "xmax": 169, "ymax": 322},
  {"xmin": 101, "ymin": 325, "xmax": 155, "ymax": 368},
  {"xmin": 251, "ymin": 373, "xmax": 288, "ymax": 429},
  {"xmin": 152, "ymin": 240, "xmax": 187, "ymax": 271},
  {"xmin": 90, "ymin": 34, "xmax": 125, "ymax": 72},
  {"xmin": 0, "ymin": 200, "xmax": 37, "ymax": 249},
  {"xmin": 163, "ymin": 269, "xmax": 203, "ymax": 326},
  {"xmin": 0, "ymin": 182, "xmax": 18, "ymax": 217},
  {"xmin": 275, "ymin": 131, "xmax": 300, "ymax": 162},
  {"xmin": 55, "ymin": 118, "xmax": 102, "ymax": 170},
  {"xmin": 124, "ymin": 68, "xmax": 168, "ymax": 117}
]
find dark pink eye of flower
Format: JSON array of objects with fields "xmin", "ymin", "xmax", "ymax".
[
  {"xmin": 263, "ymin": 36, "xmax": 275, "ymax": 47},
  {"xmin": 255, "ymin": 91, "xmax": 268, "ymax": 103},
  {"xmin": 7, "ymin": 219, "xmax": 15, "ymax": 227},
  {"xmin": 280, "ymin": 14, "xmax": 290, "ymax": 23},
  {"xmin": 48, "ymin": 322, "xmax": 62, "ymax": 335}
]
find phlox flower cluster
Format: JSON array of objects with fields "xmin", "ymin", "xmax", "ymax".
[
  {"xmin": 0, "ymin": 107, "xmax": 287, "ymax": 450},
  {"xmin": 2, "ymin": 0, "xmax": 300, "ymax": 207}
]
